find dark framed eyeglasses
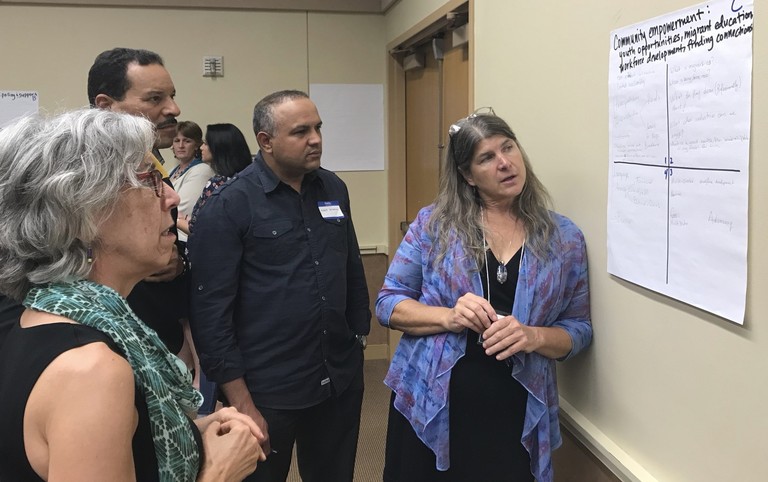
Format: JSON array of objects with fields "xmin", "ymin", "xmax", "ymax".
[
  {"xmin": 448, "ymin": 106, "xmax": 496, "ymax": 138},
  {"xmin": 135, "ymin": 168, "xmax": 164, "ymax": 198}
]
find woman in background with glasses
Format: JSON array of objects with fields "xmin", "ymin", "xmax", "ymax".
[
  {"xmin": 0, "ymin": 109, "xmax": 265, "ymax": 481},
  {"xmin": 377, "ymin": 110, "xmax": 592, "ymax": 482}
]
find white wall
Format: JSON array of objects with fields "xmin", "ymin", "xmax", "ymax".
[{"xmin": 474, "ymin": 1, "xmax": 768, "ymax": 481}]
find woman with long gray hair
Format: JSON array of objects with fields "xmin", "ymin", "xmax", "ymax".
[
  {"xmin": 377, "ymin": 109, "xmax": 593, "ymax": 482},
  {"xmin": 0, "ymin": 108, "xmax": 265, "ymax": 481}
]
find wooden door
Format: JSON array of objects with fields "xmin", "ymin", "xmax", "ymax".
[
  {"xmin": 386, "ymin": 0, "xmax": 472, "ymax": 358},
  {"xmin": 404, "ymin": 39, "xmax": 469, "ymax": 228}
]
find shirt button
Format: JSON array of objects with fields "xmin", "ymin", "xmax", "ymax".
[
  {"xmin": 314, "ymin": 260, "xmax": 320, "ymax": 265},
  {"xmin": 197, "ymin": 284, "xmax": 204, "ymax": 291},
  {"xmin": 306, "ymin": 227, "xmax": 312, "ymax": 232},
  {"xmin": 321, "ymin": 296, "xmax": 326, "ymax": 301},
  {"xmin": 322, "ymin": 330, "xmax": 327, "ymax": 335},
  {"xmin": 272, "ymin": 230, "xmax": 277, "ymax": 235}
]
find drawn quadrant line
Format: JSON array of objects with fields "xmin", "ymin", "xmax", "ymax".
[{"xmin": 612, "ymin": 62, "xmax": 741, "ymax": 285}]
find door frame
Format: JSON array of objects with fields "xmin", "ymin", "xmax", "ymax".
[{"xmin": 385, "ymin": 0, "xmax": 474, "ymax": 356}]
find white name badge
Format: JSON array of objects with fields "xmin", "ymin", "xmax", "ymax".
[{"xmin": 318, "ymin": 201, "xmax": 345, "ymax": 220}]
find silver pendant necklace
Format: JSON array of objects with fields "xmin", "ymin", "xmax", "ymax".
[
  {"xmin": 496, "ymin": 262, "xmax": 508, "ymax": 284},
  {"xmin": 481, "ymin": 207, "xmax": 518, "ymax": 285},
  {"xmin": 479, "ymin": 209, "xmax": 525, "ymax": 346},
  {"xmin": 482, "ymin": 234, "xmax": 525, "ymax": 289}
]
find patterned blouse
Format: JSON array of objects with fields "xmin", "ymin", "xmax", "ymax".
[
  {"xmin": 375, "ymin": 205, "xmax": 592, "ymax": 482},
  {"xmin": 188, "ymin": 174, "xmax": 231, "ymax": 233}
]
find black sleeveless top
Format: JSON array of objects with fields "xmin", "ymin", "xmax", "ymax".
[
  {"xmin": 0, "ymin": 322, "xmax": 164, "ymax": 481},
  {"xmin": 447, "ymin": 247, "xmax": 533, "ymax": 481}
]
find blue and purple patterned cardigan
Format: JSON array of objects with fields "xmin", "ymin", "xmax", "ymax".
[{"xmin": 376, "ymin": 205, "xmax": 592, "ymax": 482}]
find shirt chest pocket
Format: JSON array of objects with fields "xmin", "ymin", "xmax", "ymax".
[
  {"xmin": 251, "ymin": 220, "xmax": 295, "ymax": 265},
  {"xmin": 321, "ymin": 215, "xmax": 348, "ymax": 253}
]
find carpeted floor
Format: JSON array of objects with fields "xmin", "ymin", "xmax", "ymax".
[
  {"xmin": 283, "ymin": 359, "xmax": 622, "ymax": 482},
  {"xmin": 286, "ymin": 359, "xmax": 390, "ymax": 481}
]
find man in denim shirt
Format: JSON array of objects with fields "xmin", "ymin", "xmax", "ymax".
[{"xmin": 188, "ymin": 90, "xmax": 370, "ymax": 482}]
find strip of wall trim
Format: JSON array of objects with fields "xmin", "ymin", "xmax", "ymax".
[
  {"xmin": 0, "ymin": 0, "xmax": 385, "ymax": 13},
  {"xmin": 359, "ymin": 245, "xmax": 388, "ymax": 255},
  {"xmin": 558, "ymin": 398, "xmax": 659, "ymax": 482}
]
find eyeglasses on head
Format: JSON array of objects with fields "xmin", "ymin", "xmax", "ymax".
[{"xmin": 448, "ymin": 106, "xmax": 496, "ymax": 138}]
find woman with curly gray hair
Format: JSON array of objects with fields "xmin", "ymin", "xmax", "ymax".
[
  {"xmin": 0, "ymin": 108, "xmax": 265, "ymax": 481},
  {"xmin": 377, "ymin": 109, "xmax": 593, "ymax": 482}
]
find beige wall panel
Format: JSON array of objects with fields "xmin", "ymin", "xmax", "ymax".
[
  {"xmin": 362, "ymin": 253, "xmax": 389, "ymax": 359},
  {"xmin": 308, "ymin": 12, "xmax": 388, "ymax": 249},
  {"xmin": 336, "ymin": 170, "xmax": 387, "ymax": 249},
  {"xmin": 154, "ymin": 11, "xmax": 306, "ymax": 151},
  {"xmin": 476, "ymin": 1, "xmax": 767, "ymax": 481},
  {"xmin": 0, "ymin": 4, "xmax": 307, "ymax": 159},
  {"xmin": 0, "ymin": 0, "xmax": 383, "ymax": 13},
  {"xmin": 308, "ymin": 13, "xmax": 385, "ymax": 83},
  {"xmin": 384, "ymin": 0, "xmax": 449, "ymax": 42}
]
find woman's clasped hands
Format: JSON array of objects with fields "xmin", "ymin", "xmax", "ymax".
[
  {"xmin": 445, "ymin": 293, "xmax": 496, "ymax": 334},
  {"xmin": 447, "ymin": 293, "xmax": 541, "ymax": 361},
  {"xmin": 481, "ymin": 313, "xmax": 542, "ymax": 360}
]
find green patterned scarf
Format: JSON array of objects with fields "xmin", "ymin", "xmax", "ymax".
[{"xmin": 24, "ymin": 280, "xmax": 203, "ymax": 481}]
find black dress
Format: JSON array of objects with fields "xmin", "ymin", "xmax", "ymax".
[
  {"xmin": 0, "ymin": 322, "xmax": 161, "ymax": 481},
  {"xmin": 384, "ymin": 248, "xmax": 534, "ymax": 482}
]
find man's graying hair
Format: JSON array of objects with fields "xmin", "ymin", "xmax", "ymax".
[
  {"xmin": 0, "ymin": 109, "xmax": 155, "ymax": 300},
  {"xmin": 252, "ymin": 90, "xmax": 309, "ymax": 141}
]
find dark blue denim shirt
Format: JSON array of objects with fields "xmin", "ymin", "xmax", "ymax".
[{"xmin": 188, "ymin": 153, "xmax": 370, "ymax": 409}]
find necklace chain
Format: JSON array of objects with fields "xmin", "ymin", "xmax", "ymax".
[
  {"xmin": 482, "ymin": 207, "xmax": 520, "ymax": 284},
  {"xmin": 480, "ymin": 207, "xmax": 525, "ymax": 344}
]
